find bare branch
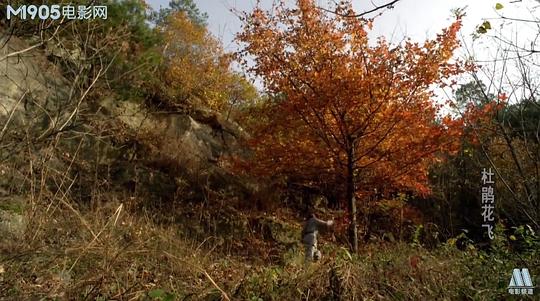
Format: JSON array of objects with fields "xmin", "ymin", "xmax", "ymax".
[{"xmin": 318, "ymin": 0, "xmax": 400, "ymax": 18}]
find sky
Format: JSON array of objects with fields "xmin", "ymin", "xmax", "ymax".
[
  {"xmin": 146, "ymin": 0, "xmax": 537, "ymax": 50},
  {"xmin": 146, "ymin": 0, "xmax": 540, "ymax": 100}
]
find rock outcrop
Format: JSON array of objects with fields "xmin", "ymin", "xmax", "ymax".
[{"xmin": 0, "ymin": 30, "xmax": 249, "ymax": 206}]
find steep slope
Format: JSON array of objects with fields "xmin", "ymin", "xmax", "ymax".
[{"xmin": 0, "ymin": 30, "xmax": 250, "ymax": 237}]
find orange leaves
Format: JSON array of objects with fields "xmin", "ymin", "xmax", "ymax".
[
  {"xmin": 498, "ymin": 92, "xmax": 508, "ymax": 101},
  {"xmin": 458, "ymin": 99, "xmax": 506, "ymax": 147},
  {"xmin": 409, "ymin": 254, "xmax": 422, "ymax": 271},
  {"xmin": 235, "ymin": 0, "xmax": 468, "ymax": 198},
  {"xmin": 463, "ymin": 100, "xmax": 505, "ymax": 126}
]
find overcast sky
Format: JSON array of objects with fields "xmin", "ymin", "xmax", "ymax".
[
  {"xmin": 146, "ymin": 0, "xmax": 539, "ymax": 100},
  {"xmin": 146, "ymin": 0, "xmax": 537, "ymax": 50}
]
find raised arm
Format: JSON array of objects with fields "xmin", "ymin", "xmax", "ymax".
[{"xmin": 313, "ymin": 217, "xmax": 334, "ymax": 228}]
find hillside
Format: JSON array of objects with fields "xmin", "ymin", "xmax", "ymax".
[{"xmin": 0, "ymin": 1, "xmax": 539, "ymax": 300}]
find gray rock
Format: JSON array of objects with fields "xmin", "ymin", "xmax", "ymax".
[
  {"xmin": 0, "ymin": 211, "xmax": 25, "ymax": 238},
  {"xmin": 0, "ymin": 30, "xmax": 254, "ymax": 202},
  {"xmin": 0, "ymin": 34, "xmax": 71, "ymax": 120}
]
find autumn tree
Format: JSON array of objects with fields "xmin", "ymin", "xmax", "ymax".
[
  {"xmin": 156, "ymin": 11, "xmax": 256, "ymax": 113},
  {"xmin": 236, "ymin": 0, "xmax": 467, "ymax": 252}
]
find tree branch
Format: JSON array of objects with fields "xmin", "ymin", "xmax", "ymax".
[{"xmin": 318, "ymin": 0, "xmax": 401, "ymax": 18}]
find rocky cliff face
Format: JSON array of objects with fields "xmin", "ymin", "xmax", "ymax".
[
  {"xmin": 0, "ymin": 30, "xmax": 249, "ymax": 229},
  {"xmin": 97, "ymin": 94, "xmax": 249, "ymax": 199}
]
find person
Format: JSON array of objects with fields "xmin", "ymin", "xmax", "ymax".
[{"xmin": 302, "ymin": 213, "xmax": 334, "ymax": 262}]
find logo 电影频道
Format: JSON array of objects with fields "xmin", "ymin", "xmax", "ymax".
[{"xmin": 508, "ymin": 268, "xmax": 534, "ymax": 295}]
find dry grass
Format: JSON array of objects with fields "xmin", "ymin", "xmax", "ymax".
[
  {"xmin": 2, "ymin": 194, "xmax": 536, "ymax": 301},
  {"xmin": 0, "ymin": 196, "xmax": 252, "ymax": 300},
  {"xmin": 0, "ymin": 155, "xmax": 536, "ymax": 300}
]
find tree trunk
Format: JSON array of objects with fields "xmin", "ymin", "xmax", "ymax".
[{"xmin": 346, "ymin": 147, "xmax": 358, "ymax": 253}]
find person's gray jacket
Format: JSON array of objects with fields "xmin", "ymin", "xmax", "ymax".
[{"xmin": 302, "ymin": 217, "xmax": 333, "ymax": 246}]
